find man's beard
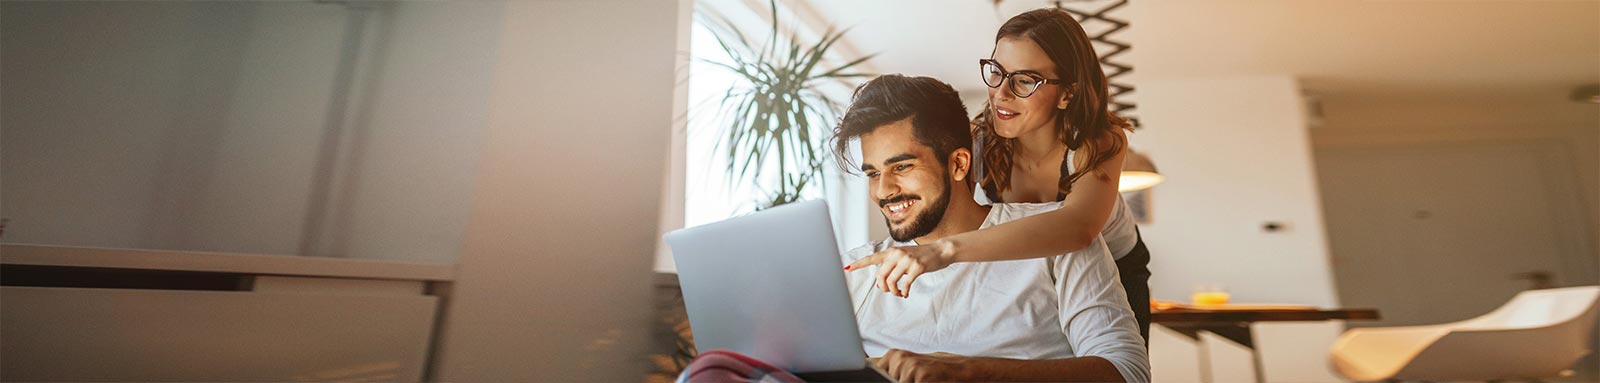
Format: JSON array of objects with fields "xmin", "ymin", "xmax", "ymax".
[{"xmin": 884, "ymin": 178, "xmax": 952, "ymax": 242}]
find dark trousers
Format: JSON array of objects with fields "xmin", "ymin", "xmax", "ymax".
[{"xmin": 1115, "ymin": 229, "xmax": 1153, "ymax": 346}]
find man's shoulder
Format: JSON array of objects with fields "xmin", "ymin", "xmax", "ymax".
[
  {"xmin": 844, "ymin": 239, "xmax": 894, "ymax": 261},
  {"xmin": 987, "ymin": 202, "xmax": 1062, "ymax": 224},
  {"xmin": 989, "ymin": 202, "xmax": 1106, "ymax": 264}
]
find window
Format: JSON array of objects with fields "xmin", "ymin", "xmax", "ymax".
[{"xmin": 669, "ymin": 18, "xmax": 872, "ymax": 268}]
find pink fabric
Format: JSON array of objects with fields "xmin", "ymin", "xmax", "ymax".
[{"xmin": 677, "ymin": 350, "xmax": 806, "ymax": 383}]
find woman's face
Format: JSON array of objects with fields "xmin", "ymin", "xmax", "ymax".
[{"xmin": 987, "ymin": 36, "xmax": 1069, "ymax": 139}]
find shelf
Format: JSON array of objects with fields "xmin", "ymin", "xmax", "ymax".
[{"xmin": 1, "ymin": 243, "xmax": 456, "ymax": 282}]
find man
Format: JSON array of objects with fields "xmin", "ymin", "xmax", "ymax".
[{"xmin": 829, "ymin": 75, "xmax": 1149, "ymax": 383}]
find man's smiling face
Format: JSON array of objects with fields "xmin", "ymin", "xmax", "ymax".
[{"xmin": 859, "ymin": 118, "xmax": 953, "ymax": 242}]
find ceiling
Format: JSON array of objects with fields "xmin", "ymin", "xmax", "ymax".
[{"xmin": 712, "ymin": 0, "xmax": 1599, "ymax": 128}]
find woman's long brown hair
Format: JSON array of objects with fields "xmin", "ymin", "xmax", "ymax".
[{"xmin": 976, "ymin": 8, "xmax": 1132, "ymax": 201}]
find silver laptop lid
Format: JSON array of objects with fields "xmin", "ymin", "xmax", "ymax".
[{"xmin": 665, "ymin": 200, "xmax": 867, "ymax": 373}]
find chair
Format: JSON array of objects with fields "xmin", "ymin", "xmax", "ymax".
[{"xmin": 1329, "ymin": 285, "xmax": 1600, "ymax": 382}]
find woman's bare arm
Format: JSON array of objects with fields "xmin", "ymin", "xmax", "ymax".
[
  {"xmin": 948, "ymin": 143, "xmax": 1125, "ymax": 261},
  {"xmin": 848, "ymin": 141, "xmax": 1126, "ymax": 297}
]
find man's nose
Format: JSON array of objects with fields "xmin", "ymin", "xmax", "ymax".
[{"xmin": 872, "ymin": 174, "xmax": 900, "ymax": 202}]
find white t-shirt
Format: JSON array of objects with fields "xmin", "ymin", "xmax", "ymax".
[
  {"xmin": 971, "ymin": 140, "xmax": 1140, "ymax": 259},
  {"xmin": 842, "ymin": 202, "xmax": 1150, "ymax": 382}
]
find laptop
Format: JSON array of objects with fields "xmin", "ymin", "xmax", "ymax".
[{"xmin": 665, "ymin": 200, "xmax": 893, "ymax": 382}]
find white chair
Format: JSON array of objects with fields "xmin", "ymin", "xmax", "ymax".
[{"xmin": 1329, "ymin": 285, "xmax": 1600, "ymax": 382}]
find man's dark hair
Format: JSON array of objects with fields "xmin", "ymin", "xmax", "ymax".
[{"xmin": 830, "ymin": 74, "xmax": 971, "ymax": 174}]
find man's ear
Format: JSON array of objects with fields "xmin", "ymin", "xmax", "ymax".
[{"xmin": 949, "ymin": 147, "xmax": 973, "ymax": 183}]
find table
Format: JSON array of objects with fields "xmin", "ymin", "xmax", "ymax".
[{"xmin": 1153, "ymin": 307, "xmax": 1380, "ymax": 383}]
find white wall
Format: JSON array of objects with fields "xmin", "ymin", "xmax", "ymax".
[
  {"xmin": 327, "ymin": 2, "xmax": 503, "ymax": 262},
  {"xmin": 1134, "ymin": 75, "xmax": 1346, "ymax": 382},
  {"xmin": 178, "ymin": 3, "xmax": 346, "ymax": 254},
  {"xmin": 430, "ymin": 0, "xmax": 681, "ymax": 380},
  {"xmin": 1, "ymin": 2, "xmax": 340, "ymax": 252},
  {"xmin": 653, "ymin": 0, "xmax": 694, "ymax": 273},
  {"xmin": 1, "ymin": 2, "xmax": 495, "ymax": 263},
  {"xmin": 1311, "ymin": 96, "xmax": 1599, "ymax": 263}
]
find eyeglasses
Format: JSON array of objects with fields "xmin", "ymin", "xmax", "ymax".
[{"xmin": 980, "ymin": 59, "xmax": 1065, "ymax": 98}]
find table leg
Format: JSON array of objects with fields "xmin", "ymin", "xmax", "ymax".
[
  {"xmin": 1161, "ymin": 323, "xmax": 1264, "ymax": 383},
  {"xmin": 1248, "ymin": 342, "xmax": 1266, "ymax": 383},
  {"xmin": 1162, "ymin": 326, "xmax": 1213, "ymax": 383}
]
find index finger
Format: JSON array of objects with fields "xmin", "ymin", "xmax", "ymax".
[{"xmin": 845, "ymin": 253, "xmax": 884, "ymax": 271}]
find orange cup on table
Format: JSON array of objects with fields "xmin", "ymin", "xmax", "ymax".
[{"xmin": 1191, "ymin": 284, "xmax": 1230, "ymax": 306}]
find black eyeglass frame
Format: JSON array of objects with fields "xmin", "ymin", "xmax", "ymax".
[{"xmin": 979, "ymin": 59, "xmax": 1067, "ymax": 98}]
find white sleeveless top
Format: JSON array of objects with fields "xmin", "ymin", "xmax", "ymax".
[{"xmin": 971, "ymin": 140, "xmax": 1139, "ymax": 260}]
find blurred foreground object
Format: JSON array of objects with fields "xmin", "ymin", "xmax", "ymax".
[{"xmin": 676, "ymin": 350, "xmax": 804, "ymax": 383}]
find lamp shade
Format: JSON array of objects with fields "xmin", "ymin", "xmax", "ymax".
[{"xmin": 1119, "ymin": 149, "xmax": 1163, "ymax": 192}]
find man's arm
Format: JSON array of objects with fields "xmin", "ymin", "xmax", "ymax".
[
  {"xmin": 1054, "ymin": 238, "xmax": 1151, "ymax": 382},
  {"xmin": 876, "ymin": 349, "xmax": 1126, "ymax": 383},
  {"xmin": 961, "ymin": 355, "xmax": 1126, "ymax": 382}
]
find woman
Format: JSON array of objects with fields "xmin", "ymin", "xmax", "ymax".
[{"xmin": 847, "ymin": 8, "xmax": 1152, "ymax": 341}]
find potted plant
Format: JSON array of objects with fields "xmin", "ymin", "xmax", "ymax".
[{"xmin": 700, "ymin": 1, "xmax": 874, "ymax": 208}]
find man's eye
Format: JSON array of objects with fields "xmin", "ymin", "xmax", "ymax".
[
  {"xmin": 866, "ymin": 171, "xmax": 880, "ymax": 178},
  {"xmin": 894, "ymin": 164, "xmax": 911, "ymax": 172}
]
